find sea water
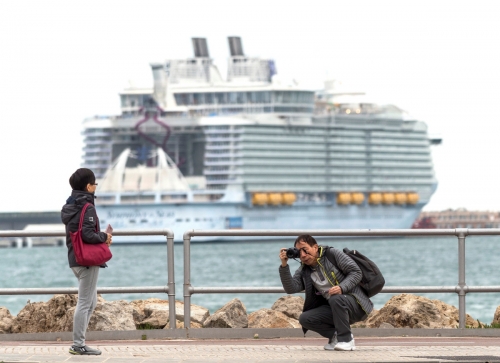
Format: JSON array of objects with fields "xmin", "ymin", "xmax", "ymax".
[{"xmin": 1, "ymin": 236, "xmax": 499, "ymax": 324}]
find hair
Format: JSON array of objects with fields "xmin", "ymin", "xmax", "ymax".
[
  {"xmin": 294, "ymin": 234, "xmax": 318, "ymax": 247},
  {"xmin": 69, "ymin": 168, "xmax": 96, "ymax": 191}
]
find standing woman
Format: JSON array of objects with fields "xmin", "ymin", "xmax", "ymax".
[{"xmin": 61, "ymin": 168, "xmax": 112, "ymax": 355}]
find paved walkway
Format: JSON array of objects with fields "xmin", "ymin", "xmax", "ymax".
[{"xmin": 2, "ymin": 337, "xmax": 500, "ymax": 362}]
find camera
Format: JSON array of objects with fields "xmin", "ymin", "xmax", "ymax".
[{"xmin": 286, "ymin": 247, "xmax": 300, "ymax": 259}]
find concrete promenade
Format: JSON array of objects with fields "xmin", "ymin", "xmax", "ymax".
[{"xmin": 2, "ymin": 337, "xmax": 500, "ymax": 363}]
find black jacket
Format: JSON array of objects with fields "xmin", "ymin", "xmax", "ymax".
[{"xmin": 61, "ymin": 190, "xmax": 108, "ymax": 268}]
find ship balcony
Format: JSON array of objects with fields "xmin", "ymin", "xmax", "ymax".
[
  {"xmin": 203, "ymin": 128, "xmax": 244, "ymax": 134},
  {"xmin": 205, "ymin": 179, "xmax": 243, "ymax": 185},
  {"xmin": 81, "ymin": 130, "xmax": 111, "ymax": 137},
  {"xmin": 84, "ymin": 139, "xmax": 112, "ymax": 145},
  {"xmin": 205, "ymin": 152, "xmax": 243, "ymax": 158},
  {"xmin": 204, "ymin": 161, "xmax": 243, "ymax": 167},
  {"xmin": 205, "ymin": 145, "xmax": 243, "ymax": 150},
  {"xmin": 83, "ymin": 155, "xmax": 110, "ymax": 161},
  {"xmin": 204, "ymin": 169, "xmax": 243, "ymax": 175},
  {"xmin": 204, "ymin": 136, "xmax": 242, "ymax": 142},
  {"xmin": 82, "ymin": 145, "xmax": 112, "ymax": 152}
]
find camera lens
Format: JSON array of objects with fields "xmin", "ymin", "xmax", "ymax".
[{"xmin": 286, "ymin": 247, "xmax": 300, "ymax": 259}]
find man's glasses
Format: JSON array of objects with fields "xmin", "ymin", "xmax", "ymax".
[{"xmin": 92, "ymin": 183, "xmax": 98, "ymax": 186}]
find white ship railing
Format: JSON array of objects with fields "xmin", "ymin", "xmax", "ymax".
[
  {"xmin": 1, "ymin": 228, "xmax": 500, "ymax": 330},
  {"xmin": 182, "ymin": 228, "xmax": 500, "ymax": 329}
]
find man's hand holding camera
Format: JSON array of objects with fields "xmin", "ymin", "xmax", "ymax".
[{"xmin": 279, "ymin": 248, "xmax": 288, "ymax": 267}]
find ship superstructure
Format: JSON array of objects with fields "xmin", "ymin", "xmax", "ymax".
[{"xmin": 81, "ymin": 37, "xmax": 439, "ymax": 241}]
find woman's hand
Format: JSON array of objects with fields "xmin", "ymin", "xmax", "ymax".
[{"xmin": 105, "ymin": 233, "xmax": 112, "ymax": 246}]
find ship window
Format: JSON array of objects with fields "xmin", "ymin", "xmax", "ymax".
[
  {"xmin": 176, "ymin": 218, "xmax": 182, "ymax": 222},
  {"xmin": 186, "ymin": 219, "xmax": 190, "ymax": 222},
  {"xmin": 193, "ymin": 93, "xmax": 204, "ymax": 105},
  {"xmin": 129, "ymin": 220, "xmax": 136, "ymax": 223},
  {"xmin": 228, "ymin": 92, "xmax": 238, "ymax": 104},
  {"xmin": 236, "ymin": 92, "xmax": 246, "ymax": 104},
  {"xmin": 215, "ymin": 92, "xmax": 227, "ymax": 104},
  {"xmin": 205, "ymin": 93, "xmax": 214, "ymax": 104}
]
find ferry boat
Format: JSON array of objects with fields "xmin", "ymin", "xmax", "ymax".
[{"xmin": 82, "ymin": 37, "xmax": 440, "ymax": 242}]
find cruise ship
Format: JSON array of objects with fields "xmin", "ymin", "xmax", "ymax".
[{"xmin": 82, "ymin": 37, "xmax": 440, "ymax": 242}]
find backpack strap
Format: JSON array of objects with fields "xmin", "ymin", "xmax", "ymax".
[{"xmin": 325, "ymin": 246, "xmax": 349, "ymax": 276}]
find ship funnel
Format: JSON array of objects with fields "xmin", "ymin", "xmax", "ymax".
[
  {"xmin": 192, "ymin": 38, "xmax": 209, "ymax": 57},
  {"xmin": 228, "ymin": 36, "xmax": 244, "ymax": 56}
]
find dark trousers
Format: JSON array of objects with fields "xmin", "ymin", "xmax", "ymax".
[{"xmin": 299, "ymin": 294, "xmax": 366, "ymax": 342}]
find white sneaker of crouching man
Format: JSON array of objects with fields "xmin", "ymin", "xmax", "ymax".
[{"xmin": 278, "ymin": 235, "xmax": 373, "ymax": 351}]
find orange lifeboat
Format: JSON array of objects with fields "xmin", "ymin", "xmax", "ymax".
[
  {"xmin": 395, "ymin": 193, "xmax": 407, "ymax": 205},
  {"xmin": 252, "ymin": 193, "xmax": 268, "ymax": 206},
  {"xmin": 351, "ymin": 193, "xmax": 365, "ymax": 205},
  {"xmin": 268, "ymin": 193, "xmax": 283, "ymax": 205},
  {"xmin": 382, "ymin": 193, "xmax": 395, "ymax": 204},
  {"xmin": 406, "ymin": 192, "xmax": 419, "ymax": 205},
  {"xmin": 337, "ymin": 193, "xmax": 352, "ymax": 205},
  {"xmin": 282, "ymin": 193, "xmax": 296, "ymax": 205},
  {"xmin": 368, "ymin": 193, "xmax": 382, "ymax": 205}
]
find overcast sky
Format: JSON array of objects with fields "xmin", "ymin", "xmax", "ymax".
[{"xmin": 0, "ymin": 0, "xmax": 499, "ymax": 212}]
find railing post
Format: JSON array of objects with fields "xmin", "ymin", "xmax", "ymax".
[
  {"xmin": 456, "ymin": 228, "xmax": 468, "ymax": 329},
  {"xmin": 166, "ymin": 231, "xmax": 176, "ymax": 329},
  {"xmin": 183, "ymin": 232, "xmax": 192, "ymax": 328}
]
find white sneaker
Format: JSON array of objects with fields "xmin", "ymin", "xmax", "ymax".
[
  {"xmin": 334, "ymin": 337, "xmax": 356, "ymax": 351},
  {"xmin": 323, "ymin": 333, "xmax": 338, "ymax": 350}
]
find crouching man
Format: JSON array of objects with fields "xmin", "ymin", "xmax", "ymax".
[{"xmin": 279, "ymin": 234, "xmax": 373, "ymax": 351}]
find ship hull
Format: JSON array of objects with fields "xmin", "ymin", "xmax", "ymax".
[{"xmin": 96, "ymin": 203, "xmax": 423, "ymax": 243}]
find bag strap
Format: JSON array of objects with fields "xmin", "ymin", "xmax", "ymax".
[
  {"xmin": 325, "ymin": 246, "xmax": 338, "ymax": 267},
  {"xmin": 78, "ymin": 203, "xmax": 91, "ymax": 232}
]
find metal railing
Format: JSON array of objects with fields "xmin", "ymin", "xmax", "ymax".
[
  {"xmin": 183, "ymin": 228, "xmax": 500, "ymax": 329},
  {"xmin": 2, "ymin": 228, "xmax": 500, "ymax": 331},
  {"xmin": 0, "ymin": 229, "xmax": 177, "ymax": 329}
]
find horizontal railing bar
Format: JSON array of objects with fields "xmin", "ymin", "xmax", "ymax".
[
  {"xmin": 467, "ymin": 286, "xmax": 500, "ymax": 292},
  {"xmin": 191, "ymin": 287, "xmax": 286, "ymax": 293},
  {"xmin": 0, "ymin": 286, "xmax": 168, "ymax": 295},
  {"xmin": 189, "ymin": 286, "xmax": 460, "ymax": 294},
  {"xmin": 0, "ymin": 229, "xmax": 173, "ymax": 238},
  {"xmin": 186, "ymin": 229, "xmax": 500, "ymax": 237}
]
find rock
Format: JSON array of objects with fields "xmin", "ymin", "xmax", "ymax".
[
  {"xmin": 203, "ymin": 298, "xmax": 248, "ymax": 328},
  {"xmin": 431, "ymin": 298, "xmax": 478, "ymax": 328},
  {"xmin": 0, "ymin": 307, "xmax": 14, "ymax": 334},
  {"xmin": 163, "ymin": 319, "xmax": 203, "ymax": 329},
  {"xmin": 492, "ymin": 306, "xmax": 500, "ymax": 325},
  {"xmin": 11, "ymin": 294, "xmax": 77, "ymax": 333},
  {"xmin": 131, "ymin": 298, "xmax": 210, "ymax": 328},
  {"xmin": 271, "ymin": 296, "xmax": 304, "ymax": 320},
  {"xmin": 248, "ymin": 309, "xmax": 300, "ymax": 328},
  {"xmin": 379, "ymin": 322, "xmax": 394, "ymax": 329},
  {"xmin": 88, "ymin": 300, "xmax": 136, "ymax": 331},
  {"xmin": 362, "ymin": 294, "xmax": 478, "ymax": 328}
]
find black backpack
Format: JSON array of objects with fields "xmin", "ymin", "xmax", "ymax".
[{"xmin": 327, "ymin": 247, "xmax": 385, "ymax": 298}]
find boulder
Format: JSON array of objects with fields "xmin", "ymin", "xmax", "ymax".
[
  {"xmin": 248, "ymin": 309, "xmax": 300, "ymax": 328},
  {"xmin": 0, "ymin": 307, "xmax": 14, "ymax": 334},
  {"xmin": 492, "ymin": 306, "xmax": 500, "ymax": 325},
  {"xmin": 271, "ymin": 295, "xmax": 304, "ymax": 320},
  {"xmin": 203, "ymin": 298, "xmax": 248, "ymax": 328},
  {"xmin": 87, "ymin": 300, "xmax": 136, "ymax": 331},
  {"xmin": 131, "ymin": 298, "xmax": 209, "ymax": 328},
  {"xmin": 11, "ymin": 294, "xmax": 77, "ymax": 333},
  {"xmin": 361, "ymin": 294, "xmax": 479, "ymax": 328}
]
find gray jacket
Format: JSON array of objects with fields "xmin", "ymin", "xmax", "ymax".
[{"xmin": 279, "ymin": 245, "xmax": 373, "ymax": 327}]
